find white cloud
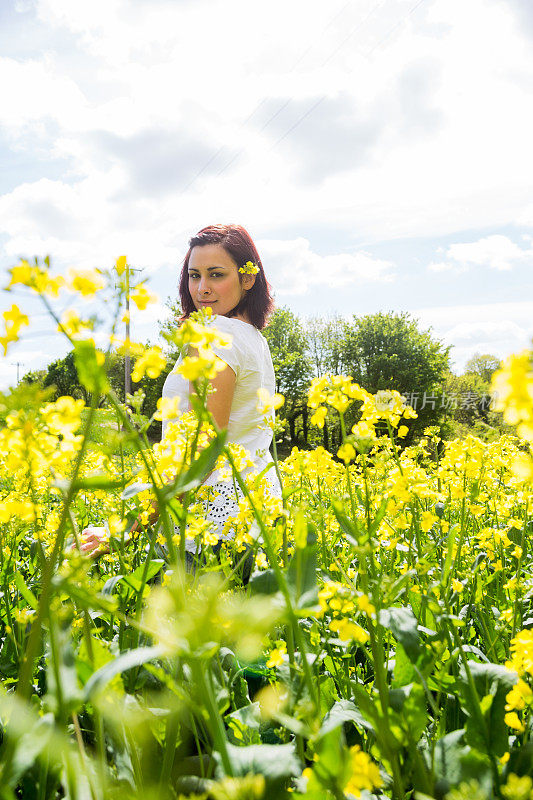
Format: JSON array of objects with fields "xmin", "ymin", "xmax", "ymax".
[
  {"xmin": 259, "ymin": 237, "xmax": 395, "ymax": 295},
  {"xmin": 0, "ymin": 0, "xmax": 529, "ymax": 256},
  {"xmin": 0, "ymin": 56, "xmax": 88, "ymax": 132},
  {"xmin": 411, "ymin": 300, "xmax": 533, "ymax": 370},
  {"xmin": 446, "ymin": 320, "xmax": 526, "ymax": 345},
  {"xmin": 428, "ymin": 234, "xmax": 532, "ymax": 273}
]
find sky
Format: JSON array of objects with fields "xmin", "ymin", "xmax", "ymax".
[{"xmin": 1, "ymin": 0, "xmax": 532, "ymax": 389}]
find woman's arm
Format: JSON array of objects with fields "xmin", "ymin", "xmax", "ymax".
[
  {"xmin": 78, "ymin": 362, "xmax": 237, "ymax": 558},
  {"xmin": 191, "ymin": 360, "xmax": 236, "ymax": 430}
]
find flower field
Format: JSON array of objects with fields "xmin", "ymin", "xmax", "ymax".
[{"xmin": 1, "ymin": 258, "xmax": 533, "ymax": 799}]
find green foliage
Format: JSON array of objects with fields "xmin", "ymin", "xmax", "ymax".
[
  {"xmin": 340, "ymin": 311, "xmax": 451, "ymax": 438},
  {"xmin": 43, "ymin": 349, "xmax": 89, "ymax": 402},
  {"xmin": 263, "ymin": 307, "xmax": 313, "ymax": 448}
]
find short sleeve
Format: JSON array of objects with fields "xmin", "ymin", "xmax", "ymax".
[{"xmin": 208, "ymin": 316, "xmax": 247, "ymax": 379}]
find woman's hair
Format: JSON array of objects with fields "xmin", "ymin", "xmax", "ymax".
[{"xmin": 178, "ymin": 224, "xmax": 275, "ymax": 330}]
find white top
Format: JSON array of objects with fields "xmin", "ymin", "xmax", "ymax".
[{"xmin": 161, "ymin": 315, "xmax": 280, "ymax": 492}]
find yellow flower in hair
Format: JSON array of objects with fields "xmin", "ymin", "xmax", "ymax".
[{"xmin": 239, "ymin": 260, "xmax": 259, "ymax": 275}]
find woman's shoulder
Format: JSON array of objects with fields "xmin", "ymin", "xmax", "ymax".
[
  {"xmin": 211, "ymin": 314, "xmax": 259, "ymax": 339},
  {"xmin": 211, "ymin": 315, "xmax": 268, "ymax": 361}
]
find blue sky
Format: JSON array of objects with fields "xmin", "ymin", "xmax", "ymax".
[{"xmin": 1, "ymin": 0, "xmax": 533, "ymax": 389}]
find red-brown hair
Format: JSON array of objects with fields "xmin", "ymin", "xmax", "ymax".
[{"xmin": 178, "ymin": 224, "xmax": 275, "ymax": 330}]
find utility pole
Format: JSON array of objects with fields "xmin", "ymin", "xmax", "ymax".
[
  {"xmin": 124, "ymin": 262, "xmax": 143, "ymax": 401},
  {"xmin": 125, "ymin": 263, "xmax": 131, "ymax": 399},
  {"xmin": 10, "ymin": 362, "xmax": 22, "ymax": 383}
]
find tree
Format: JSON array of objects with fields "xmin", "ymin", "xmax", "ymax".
[
  {"xmin": 341, "ymin": 312, "xmax": 451, "ymax": 438},
  {"xmin": 21, "ymin": 368, "xmax": 46, "ymax": 385},
  {"xmin": 43, "ymin": 350, "xmax": 90, "ymax": 403},
  {"xmin": 464, "ymin": 352, "xmax": 501, "ymax": 384},
  {"xmin": 305, "ymin": 314, "xmax": 349, "ymax": 377},
  {"xmin": 263, "ymin": 308, "xmax": 313, "ymax": 448}
]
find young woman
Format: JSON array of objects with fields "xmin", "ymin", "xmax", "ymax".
[{"xmin": 80, "ymin": 224, "xmax": 281, "ymax": 567}]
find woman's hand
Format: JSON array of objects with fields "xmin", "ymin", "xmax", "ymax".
[{"xmin": 77, "ymin": 526, "xmax": 110, "ymax": 558}]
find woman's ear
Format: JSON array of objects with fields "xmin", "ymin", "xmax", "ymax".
[{"xmin": 241, "ymin": 274, "xmax": 256, "ymax": 290}]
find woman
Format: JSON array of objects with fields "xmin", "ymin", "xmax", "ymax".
[{"xmin": 80, "ymin": 224, "xmax": 281, "ymax": 570}]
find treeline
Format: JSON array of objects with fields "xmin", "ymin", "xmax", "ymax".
[{"xmin": 23, "ymin": 307, "xmax": 507, "ymax": 453}]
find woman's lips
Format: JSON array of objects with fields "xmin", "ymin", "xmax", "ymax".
[{"xmin": 198, "ymin": 300, "xmax": 216, "ymax": 305}]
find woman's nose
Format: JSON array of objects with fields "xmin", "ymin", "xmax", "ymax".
[{"xmin": 198, "ymin": 276, "xmax": 210, "ymax": 294}]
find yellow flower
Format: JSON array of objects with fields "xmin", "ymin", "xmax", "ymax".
[
  {"xmin": 504, "ymin": 711, "xmax": 525, "ymax": 732},
  {"xmin": 238, "ymin": 260, "xmax": 260, "ymax": 275},
  {"xmin": 57, "ymin": 309, "xmax": 93, "ymax": 339},
  {"xmin": 6, "ymin": 258, "xmax": 64, "ymax": 296},
  {"xmin": 132, "ymin": 347, "xmax": 166, "ymax": 382},
  {"xmin": 266, "ymin": 643, "xmax": 287, "ymax": 668},
  {"xmin": 329, "ymin": 618, "xmax": 369, "ymax": 644},
  {"xmin": 505, "ymin": 678, "xmax": 533, "ymax": 712},
  {"xmin": 398, "ymin": 425, "xmax": 409, "ymax": 438},
  {"xmin": 452, "ymin": 579, "xmax": 464, "ymax": 594},
  {"xmin": 356, "ymin": 595, "xmax": 376, "ymax": 617},
  {"xmin": 337, "ymin": 442, "xmax": 356, "ymax": 464},
  {"xmin": 67, "ymin": 267, "xmax": 105, "ymax": 296},
  {"xmin": 506, "ymin": 629, "xmax": 533, "ymax": 677},
  {"xmin": 344, "ymin": 746, "xmax": 383, "ymax": 798},
  {"xmin": 0, "ymin": 304, "xmax": 29, "ymax": 355},
  {"xmin": 177, "ymin": 353, "xmax": 227, "ymax": 381},
  {"xmin": 256, "ymin": 388, "xmax": 285, "ymax": 415},
  {"xmin": 310, "ymin": 406, "xmax": 327, "ymax": 428},
  {"xmin": 256, "ymin": 552, "xmax": 268, "ymax": 570},
  {"xmin": 130, "ymin": 282, "xmax": 158, "ymax": 310},
  {"xmin": 115, "ymin": 255, "xmax": 127, "ymax": 275},
  {"xmin": 154, "ymin": 396, "xmax": 181, "ymax": 422},
  {"xmin": 491, "ymin": 350, "xmax": 533, "ymax": 443},
  {"xmin": 420, "ymin": 510, "xmax": 438, "ymax": 532},
  {"xmin": 502, "ymin": 774, "xmax": 533, "ymax": 800}
]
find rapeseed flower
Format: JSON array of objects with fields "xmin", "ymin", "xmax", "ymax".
[
  {"xmin": 0, "ymin": 304, "xmax": 29, "ymax": 355},
  {"xmin": 132, "ymin": 346, "xmax": 166, "ymax": 382},
  {"xmin": 344, "ymin": 746, "xmax": 383, "ymax": 798},
  {"xmin": 130, "ymin": 282, "xmax": 158, "ymax": 310},
  {"xmin": 67, "ymin": 267, "xmax": 105, "ymax": 297}
]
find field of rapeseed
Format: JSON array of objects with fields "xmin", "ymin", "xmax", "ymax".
[{"xmin": 1, "ymin": 257, "xmax": 533, "ymax": 800}]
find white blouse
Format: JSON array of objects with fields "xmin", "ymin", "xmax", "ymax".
[{"xmin": 161, "ymin": 314, "xmax": 281, "ymax": 548}]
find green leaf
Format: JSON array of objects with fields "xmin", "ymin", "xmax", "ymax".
[
  {"xmin": 287, "ymin": 524, "xmax": 318, "ymax": 608},
  {"xmin": 401, "ymin": 683, "xmax": 427, "ymax": 743},
  {"xmin": 226, "ymin": 703, "xmax": 262, "ymax": 746},
  {"xmin": 459, "ymin": 660, "xmax": 516, "ymax": 757},
  {"xmin": 45, "ymin": 624, "xmax": 83, "ymax": 716},
  {"xmin": 430, "ymin": 729, "xmax": 466, "ymax": 794},
  {"xmin": 14, "ymin": 573, "xmax": 38, "ymax": 610},
  {"xmin": 379, "ymin": 606, "xmax": 421, "ymax": 662},
  {"xmin": 214, "ymin": 742, "xmax": 301, "ymax": 789},
  {"xmin": 122, "ymin": 559, "xmax": 165, "ymax": 592},
  {"xmin": 162, "ymin": 429, "xmax": 228, "ymax": 498},
  {"xmin": 349, "ymin": 683, "xmax": 379, "ymax": 732},
  {"xmin": 83, "ymin": 645, "xmax": 165, "ymax": 700},
  {"xmin": 441, "ymin": 523, "xmax": 460, "ymax": 585},
  {"xmin": 73, "ymin": 339, "xmax": 109, "ymax": 394},
  {"xmin": 505, "ymin": 742, "xmax": 533, "ymax": 779},
  {"xmin": 318, "ymin": 699, "xmax": 370, "ymax": 737},
  {"xmin": 392, "ymin": 642, "xmax": 417, "ymax": 687},
  {"xmin": 331, "ymin": 499, "xmax": 366, "ymax": 546},
  {"xmin": 248, "ymin": 569, "xmax": 281, "ymax": 597},
  {"xmin": 219, "ymin": 647, "xmax": 250, "ymax": 709},
  {"xmin": 369, "ymin": 496, "xmax": 389, "ymax": 537},
  {"xmin": 122, "ymin": 481, "xmax": 152, "ymax": 499},
  {"xmin": 71, "ymin": 472, "xmax": 128, "ymax": 492}
]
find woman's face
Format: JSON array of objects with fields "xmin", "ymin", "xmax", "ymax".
[{"xmin": 187, "ymin": 244, "xmax": 253, "ymax": 317}]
